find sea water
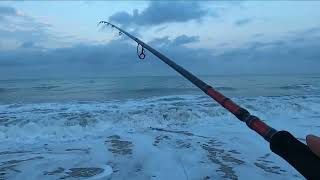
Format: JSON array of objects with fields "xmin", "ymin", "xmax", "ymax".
[{"xmin": 0, "ymin": 74, "xmax": 319, "ymax": 179}]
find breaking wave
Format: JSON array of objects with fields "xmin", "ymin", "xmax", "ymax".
[
  {"xmin": 0, "ymin": 95, "xmax": 319, "ymax": 142},
  {"xmin": 0, "ymin": 88, "xmax": 6, "ymax": 93},
  {"xmin": 0, "ymin": 87, "xmax": 20, "ymax": 93},
  {"xmin": 116, "ymin": 86, "xmax": 236, "ymax": 94},
  {"xmin": 32, "ymin": 85, "xmax": 61, "ymax": 90},
  {"xmin": 215, "ymin": 87, "xmax": 237, "ymax": 91},
  {"xmin": 278, "ymin": 84, "xmax": 317, "ymax": 91}
]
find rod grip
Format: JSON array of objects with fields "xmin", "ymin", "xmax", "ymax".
[{"xmin": 270, "ymin": 131, "xmax": 320, "ymax": 179}]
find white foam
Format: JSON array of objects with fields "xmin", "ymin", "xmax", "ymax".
[
  {"xmin": 1, "ymin": 94, "xmax": 317, "ymax": 179},
  {"xmin": 81, "ymin": 165, "xmax": 113, "ymax": 180},
  {"xmin": 0, "ymin": 95, "xmax": 319, "ymax": 143}
]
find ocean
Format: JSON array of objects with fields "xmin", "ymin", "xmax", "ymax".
[{"xmin": 0, "ymin": 74, "xmax": 319, "ymax": 179}]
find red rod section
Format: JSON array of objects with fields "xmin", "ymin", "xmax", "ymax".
[{"xmin": 206, "ymin": 87, "xmax": 276, "ymax": 141}]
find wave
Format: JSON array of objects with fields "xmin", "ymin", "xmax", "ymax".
[
  {"xmin": 127, "ymin": 87, "xmax": 198, "ymax": 93},
  {"xmin": 0, "ymin": 94, "xmax": 319, "ymax": 142},
  {"xmin": 119, "ymin": 87, "xmax": 237, "ymax": 95},
  {"xmin": 278, "ymin": 84, "xmax": 317, "ymax": 91},
  {"xmin": 215, "ymin": 87, "xmax": 237, "ymax": 91},
  {"xmin": 32, "ymin": 85, "xmax": 60, "ymax": 90},
  {"xmin": 0, "ymin": 87, "xmax": 20, "ymax": 93},
  {"xmin": 0, "ymin": 85, "xmax": 61, "ymax": 94}
]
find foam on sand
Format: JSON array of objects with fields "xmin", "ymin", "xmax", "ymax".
[{"xmin": 0, "ymin": 94, "xmax": 319, "ymax": 179}]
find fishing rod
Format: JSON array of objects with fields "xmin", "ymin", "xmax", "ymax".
[{"xmin": 98, "ymin": 21, "xmax": 320, "ymax": 179}]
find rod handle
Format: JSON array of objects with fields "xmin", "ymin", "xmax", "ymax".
[{"xmin": 270, "ymin": 131, "xmax": 320, "ymax": 179}]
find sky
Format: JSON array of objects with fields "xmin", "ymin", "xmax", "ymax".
[{"xmin": 0, "ymin": 1, "xmax": 319, "ymax": 79}]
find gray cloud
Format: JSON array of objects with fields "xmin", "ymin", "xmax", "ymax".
[
  {"xmin": 149, "ymin": 36, "xmax": 171, "ymax": 47},
  {"xmin": 20, "ymin": 41, "xmax": 35, "ymax": 48},
  {"xmin": 0, "ymin": 6, "xmax": 18, "ymax": 22},
  {"xmin": 0, "ymin": 6, "xmax": 17, "ymax": 16},
  {"xmin": 0, "ymin": 28, "xmax": 50, "ymax": 45},
  {"xmin": 0, "ymin": 6, "xmax": 73, "ymax": 49},
  {"xmin": 109, "ymin": 1, "xmax": 208, "ymax": 27},
  {"xmin": 172, "ymin": 35, "xmax": 199, "ymax": 46},
  {"xmin": 1, "ymin": 27, "xmax": 320, "ymax": 79},
  {"xmin": 149, "ymin": 35, "xmax": 199, "ymax": 47},
  {"xmin": 215, "ymin": 28, "xmax": 320, "ymax": 74},
  {"xmin": 234, "ymin": 18, "xmax": 252, "ymax": 26},
  {"xmin": 253, "ymin": 33, "xmax": 264, "ymax": 38}
]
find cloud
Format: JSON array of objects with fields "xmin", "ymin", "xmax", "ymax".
[
  {"xmin": 20, "ymin": 41, "xmax": 35, "ymax": 48},
  {"xmin": 214, "ymin": 27, "xmax": 320, "ymax": 73},
  {"xmin": 149, "ymin": 35, "xmax": 199, "ymax": 47},
  {"xmin": 1, "ymin": 27, "xmax": 320, "ymax": 79},
  {"xmin": 154, "ymin": 25, "xmax": 168, "ymax": 32},
  {"xmin": 0, "ymin": 6, "xmax": 19, "ymax": 22},
  {"xmin": 234, "ymin": 18, "xmax": 252, "ymax": 26},
  {"xmin": 172, "ymin": 35, "xmax": 200, "ymax": 46},
  {"xmin": 0, "ymin": 6, "xmax": 74, "ymax": 49},
  {"xmin": 109, "ymin": 1, "xmax": 209, "ymax": 27},
  {"xmin": 253, "ymin": 33, "xmax": 264, "ymax": 38},
  {"xmin": 0, "ymin": 6, "xmax": 17, "ymax": 16},
  {"xmin": 149, "ymin": 36, "xmax": 171, "ymax": 47}
]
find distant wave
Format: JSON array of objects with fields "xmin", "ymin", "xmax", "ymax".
[
  {"xmin": 32, "ymin": 85, "xmax": 60, "ymax": 90},
  {"xmin": 0, "ymin": 88, "xmax": 6, "ymax": 93},
  {"xmin": 123, "ymin": 87, "xmax": 236, "ymax": 94},
  {"xmin": 125, "ymin": 88, "xmax": 199, "ymax": 94},
  {"xmin": 0, "ymin": 87, "xmax": 20, "ymax": 93},
  {"xmin": 278, "ymin": 84, "xmax": 317, "ymax": 91},
  {"xmin": 215, "ymin": 87, "xmax": 237, "ymax": 91}
]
